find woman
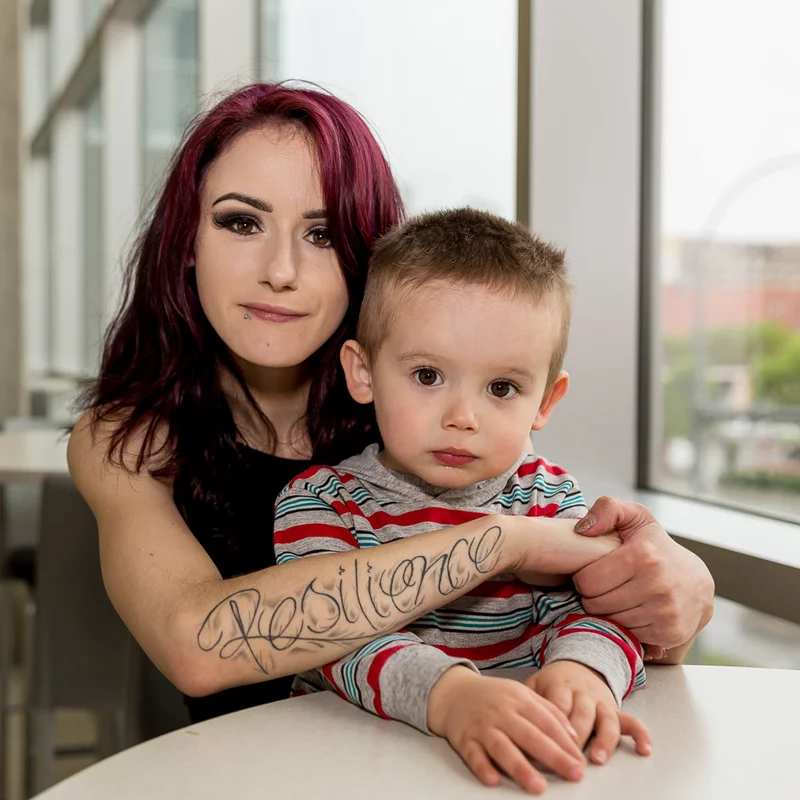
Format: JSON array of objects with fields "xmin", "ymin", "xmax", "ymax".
[{"xmin": 69, "ymin": 83, "xmax": 713, "ymax": 725}]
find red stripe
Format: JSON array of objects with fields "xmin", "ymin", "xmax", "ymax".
[
  {"xmin": 366, "ymin": 643, "xmax": 412, "ymax": 719},
  {"xmin": 463, "ymin": 580, "xmax": 533, "ymax": 599},
  {"xmin": 554, "ymin": 624, "xmax": 642, "ymax": 699},
  {"xmin": 526, "ymin": 503, "xmax": 560, "ymax": 518},
  {"xmin": 365, "ymin": 507, "xmax": 488, "ymax": 530},
  {"xmin": 274, "ymin": 523, "xmax": 359, "ymax": 547},
  {"xmin": 320, "ymin": 663, "xmax": 350, "ymax": 701},
  {"xmin": 517, "ymin": 459, "xmax": 569, "ymax": 478},
  {"xmin": 289, "ymin": 465, "xmax": 338, "ymax": 485},
  {"xmin": 438, "ymin": 622, "xmax": 548, "ymax": 661}
]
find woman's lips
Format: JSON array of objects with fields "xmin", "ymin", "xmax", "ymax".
[
  {"xmin": 242, "ymin": 304, "xmax": 307, "ymax": 323},
  {"xmin": 432, "ymin": 450, "xmax": 478, "ymax": 467}
]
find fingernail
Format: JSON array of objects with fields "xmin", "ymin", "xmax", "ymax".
[
  {"xmin": 568, "ymin": 724, "xmax": 579, "ymax": 739},
  {"xmin": 574, "ymin": 516, "xmax": 595, "ymax": 533},
  {"xmin": 527, "ymin": 777, "xmax": 546, "ymax": 794},
  {"xmin": 568, "ymin": 766, "xmax": 584, "ymax": 781},
  {"xmin": 642, "ymin": 743, "xmax": 653, "ymax": 756},
  {"xmin": 592, "ymin": 748, "xmax": 607, "ymax": 765}
]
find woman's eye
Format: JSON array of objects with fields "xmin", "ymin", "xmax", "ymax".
[
  {"xmin": 232, "ymin": 218, "xmax": 256, "ymax": 235},
  {"xmin": 489, "ymin": 381, "xmax": 518, "ymax": 399},
  {"xmin": 213, "ymin": 213, "xmax": 259, "ymax": 236},
  {"xmin": 307, "ymin": 227, "xmax": 333, "ymax": 248},
  {"xmin": 413, "ymin": 368, "xmax": 442, "ymax": 387}
]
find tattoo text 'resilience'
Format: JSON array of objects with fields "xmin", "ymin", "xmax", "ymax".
[{"xmin": 197, "ymin": 525, "xmax": 504, "ymax": 675}]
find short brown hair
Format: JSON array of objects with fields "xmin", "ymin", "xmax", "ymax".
[{"xmin": 357, "ymin": 208, "xmax": 573, "ymax": 387}]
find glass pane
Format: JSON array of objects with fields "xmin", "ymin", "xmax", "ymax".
[
  {"xmin": 83, "ymin": 0, "xmax": 106, "ymax": 35},
  {"xmin": 143, "ymin": 0, "xmax": 198, "ymax": 197},
  {"xmin": 650, "ymin": 0, "xmax": 800, "ymax": 521},
  {"xmin": 686, "ymin": 597, "xmax": 800, "ymax": 670},
  {"xmin": 83, "ymin": 88, "xmax": 104, "ymax": 375},
  {"xmin": 259, "ymin": 0, "xmax": 516, "ymax": 218}
]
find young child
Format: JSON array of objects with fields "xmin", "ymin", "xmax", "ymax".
[{"xmin": 273, "ymin": 209, "xmax": 651, "ymax": 794}]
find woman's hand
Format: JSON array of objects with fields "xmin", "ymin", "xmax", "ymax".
[
  {"xmin": 525, "ymin": 661, "xmax": 652, "ymax": 765},
  {"xmin": 572, "ymin": 497, "xmax": 714, "ymax": 658},
  {"xmin": 427, "ymin": 666, "xmax": 586, "ymax": 795}
]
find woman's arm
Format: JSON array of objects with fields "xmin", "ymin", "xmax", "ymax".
[{"xmin": 70, "ymin": 415, "xmax": 610, "ymax": 697}]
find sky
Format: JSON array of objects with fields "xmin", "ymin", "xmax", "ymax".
[{"xmin": 662, "ymin": 0, "xmax": 800, "ymax": 243}]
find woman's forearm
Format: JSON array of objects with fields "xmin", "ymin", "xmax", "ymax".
[{"xmin": 172, "ymin": 514, "xmax": 527, "ymax": 696}]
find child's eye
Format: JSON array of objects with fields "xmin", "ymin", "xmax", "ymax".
[
  {"xmin": 413, "ymin": 368, "xmax": 442, "ymax": 387},
  {"xmin": 488, "ymin": 381, "xmax": 518, "ymax": 399}
]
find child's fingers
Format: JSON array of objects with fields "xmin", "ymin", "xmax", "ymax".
[
  {"xmin": 540, "ymin": 683, "xmax": 575, "ymax": 719},
  {"xmin": 460, "ymin": 740, "xmax": 502, "ymax": 788},
  {"xmin": 505, "ymin": 716, "xmax": 585, "ymax": 782},
  {"xmin": 619, "ymin": 713, "xmax": 653, "ymax": 756},
  {"xmin": 520, "ymin": 694, "xmax": 583, "ymax": 757},
  {"xmin": 568, "ymin": 692, "xmax": 597, "ymax": 749},
  {"xmin": 588, "ymin": 704, "xmax": 620, "ymax": 765},
  {"xmin": 484, "ymin": 730, "xmax": 548, "ymax": 795}
]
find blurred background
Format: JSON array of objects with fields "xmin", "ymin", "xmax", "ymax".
[{"xmin": 0, "ymin": 0, "xmax": 799, "ymax": 796}]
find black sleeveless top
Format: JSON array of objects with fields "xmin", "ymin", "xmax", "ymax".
[{"xmin": 173, "ymin": 445, "xmax": 313, "ymax": 723}]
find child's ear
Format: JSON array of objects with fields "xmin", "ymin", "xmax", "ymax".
[
  {"xmin": 531, "ymin": 371, "xmax": 569, "ymax": 431},
  {"xmin": 340, "ymin": 340, "xmax": 374, "ymax": 404}
]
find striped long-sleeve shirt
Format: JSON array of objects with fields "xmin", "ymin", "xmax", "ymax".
[{"xmin": 273, "ymin": 444, "xmax": 645, "ymax": 734}]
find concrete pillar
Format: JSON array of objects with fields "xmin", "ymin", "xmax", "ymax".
[{"xmin": 0, "ymin": 0, "xmax": 23, "ymax": 417}]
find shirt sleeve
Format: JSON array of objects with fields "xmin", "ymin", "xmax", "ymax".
[
  {"xmin": 273, "ymin": 473, "xmax": 478, "ymax": 733},
  {"xmin": 530, "ymin": 589, "xmax": 646, "ymax": 706},
  {"xmin": 299, "ymin": 632, "xmax": 479, "ymax": 734}
]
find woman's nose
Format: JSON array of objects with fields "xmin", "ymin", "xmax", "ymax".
[{"xmin": 259, "ymin": 235, "xmax": 298, "ymax": 291}]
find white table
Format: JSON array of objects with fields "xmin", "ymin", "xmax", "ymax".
[
  {"xmin": 32, "ymin": 665, "xmax": 800, "ymax": 799},
  {"xmin": 0, "ymin": 428, "xmax": 69, "ymax": 483}
]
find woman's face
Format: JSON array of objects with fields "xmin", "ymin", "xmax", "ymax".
[{"xmin": 194, "ymin": 125, "xmax": 348, "ymax": 371}]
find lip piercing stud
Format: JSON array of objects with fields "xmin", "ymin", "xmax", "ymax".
[{"xmin": 243, "ymin": 313, "xmax": 251, "ymax": 319}]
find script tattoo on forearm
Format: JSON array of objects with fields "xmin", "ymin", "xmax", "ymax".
[{"xmin": 197, "ymin": 525, "xmax": 503, "ymax": 675}]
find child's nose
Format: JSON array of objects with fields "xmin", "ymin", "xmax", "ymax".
[{"xmin": 442, "ymin": 396, "xmax": 479, "ymax": 433}]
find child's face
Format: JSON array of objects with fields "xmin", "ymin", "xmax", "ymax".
[{"xmin": 342, "ymin": 280, "xmax": 569, "ymax": 489}]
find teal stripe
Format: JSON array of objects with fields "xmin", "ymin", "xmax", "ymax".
[
  {"xmin": 415, "ymin": 609, "xmax": 532, "ymax": 631},
  {"xmin": 353, "ymin": 530, "xmax": 381, "ymax": 548},
  {"xmin": 341, "ymin": 634, "xmax": 412, "ymax": 698}
]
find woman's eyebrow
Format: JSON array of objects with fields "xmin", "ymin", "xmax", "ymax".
[
  {"xmin": 212, "ymin": 192, "xmax": 272, "ymax": 212},
  {"xmin": 303, "ymin": 208, "xmax": 327, "ymax": 220}
]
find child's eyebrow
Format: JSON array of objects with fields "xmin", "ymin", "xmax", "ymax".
[
  {"xmin": 498, "ymin": 367, "xmax": 536, "ymax": 383},
  {"xmin": 397, "ymin": 350, "xmax": 441, "ymax": 364}
]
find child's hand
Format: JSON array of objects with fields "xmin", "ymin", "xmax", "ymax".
[
  {"xmin": 427, "ymin": 666, "xmax": 586, "ymax": 795},
  {"xmin": 525, "ymin": 661, "xmax": 652, "ymax": 765},
  {"xmin": 513, "ymin": 518, "xmax": 622, "ymax": 584}
]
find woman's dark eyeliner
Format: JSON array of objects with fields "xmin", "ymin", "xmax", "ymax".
[{"xmin": 212, "ymin": 211, "xmax": 261, "ymax": 236}]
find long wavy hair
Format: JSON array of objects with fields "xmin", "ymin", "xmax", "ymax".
[{"xmin": 79, "ymin": 83, "xmax": 404, "ymax": 498}]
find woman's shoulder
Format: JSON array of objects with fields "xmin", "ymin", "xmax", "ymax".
[{"xmin": 68, "ymin": 408, "xmax": 172, "ymax": 490}]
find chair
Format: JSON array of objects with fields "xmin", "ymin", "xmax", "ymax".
[
  {"xmin": 24, "ymin": 473, "xmax": 191, "ymax": 794},
  {"xmin": 26, "ymin": 473, "xmax": 135, "ymax": 794}
]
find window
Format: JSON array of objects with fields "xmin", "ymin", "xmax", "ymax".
[
  {"xmin": 83, "ymin": 0, "xmax": 106, "ymax": 35},
  {"xmin": 142, "ymin": 0, "xmax": 198, "ymax": 197},
  {"xmin": 690, "ymin": 597, "xmax": 800, "ymax": 670},
  {"xmin": 648, "ymin": 0, "xmax": 800, "ymax": 522},
  {"xmin": 83, "ymin": 87, "xmax": 104, "ymax": 374},
  {"xmin": 259, "ymin": 0, "xmax": 517, "ymax": 218}
]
